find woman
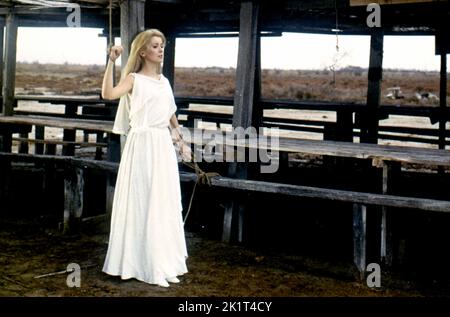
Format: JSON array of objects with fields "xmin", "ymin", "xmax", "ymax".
[{"xmin": 101, "ymin": 29, "xmax": 191, "ymax": 288}]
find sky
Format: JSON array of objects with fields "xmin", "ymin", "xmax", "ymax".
[{"xmin": 16, "ymin": 27, "xmax": 449, "ymax": 71}]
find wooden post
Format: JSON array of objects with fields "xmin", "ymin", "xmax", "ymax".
[
  {"xmin": 35, "ymin": 126, "xmax": 44, "ymax": 155},
  {"xmin": 353, "ymin": 203, "xmax": 367, "ymax": 279},
  {"xmin": 63, "ymin": 167, "xmax": 84, "ymax": 234},
  {"xmin": 438, "ymin": 47, "xmax": 447, "ymax": 150},
  {"xmin": 0, "ymin": 22, "xmax": 4, "ymax": 100},
  {"xmin": 18, "ymin": 133, "xmax": 29, "ymax": 154},
  {"xmin": 120, "ymin": 0, "xmax": 146, "ymax": 66},
  {"xmin": 380, "ymin": 161, "xmax": 400, "ymax": 267},
  {"xmin": 361, "ymin": 29, "xmax": 383, "ymax": 144},
  {"xmin": 2, "ymin": 13, "xmax": 18, "ymax": 117},
  {"xmin": 163, "ymin": 33, "xmax": 176, "ymax": 88},
  {"xmin": 1, "ymin": 14, "xmax": 18, "ymax": 154},
  {"xmin": 62, "ymin": 103, "xmax": 77, "ymax": 156},
  {"xmin": 223, "ymin": 1, "xmax": 261, "ymax": 243}
]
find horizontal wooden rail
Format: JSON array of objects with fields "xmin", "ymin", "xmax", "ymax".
[{"xmin": 1, "ymin": 152, "xmax": 449, "ymax": 213}]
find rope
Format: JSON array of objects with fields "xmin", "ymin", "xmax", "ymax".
[
  {"xmin": 181, "ymin": 153, "xmax": 220, "ymax": 225},
  {"xmin": 109, "ymin": 0, "xmax": 113, "ymax": 48},
  {"xmin": 334, "ymin": 0, "xmax": 339, "ymax": 52}
]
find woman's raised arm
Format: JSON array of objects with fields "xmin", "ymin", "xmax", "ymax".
[{"xmin": 102, "ymin": 46, "xmax": 134, "ymax": 100}]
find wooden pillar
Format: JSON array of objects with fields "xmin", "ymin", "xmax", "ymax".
[
  {"xmin": 120, "ymin": 0, "xmax": 146, "ymax": 66},
  {"xmin": 163, "ymin": 33, "xmax": 176, "ymax": 88},
  {"xmin": 438, "ymin": 47, "xmax": 447, "ymax": 150},
  {"xmin": 361, "ymin": 29, "xmax": 383, "ymax": 144},
  {"xmin": 353, "ymin": 203, "xmax": 367, "ymax": 279},
  {"xmin": 223, "ymin": 1, "xmax": 261, "ymax": 243},
  {"xmin": 18, "ymin": 133, "xmax": 28, "ymax": 154},
  {"xmin": 2, "ymin": 13, "xmax": 18, "ymax": 116},
  {"xmin": 0, "ymin": 22, "xmax": 4, "ymax": 99},
  {"xmin": 35, "ymin": 126, "xmax": 44, "ymax": 155},
  {"xmin": 63, "ymin": 167, "xmax": 84, "ymax": 234},
  {"xmin": 380, "ymin": 161, "xmax": 400, "ymax": 267},
  {"xmin": 62, "ymin": 103, "xmax": 77, "ymax": 156}
]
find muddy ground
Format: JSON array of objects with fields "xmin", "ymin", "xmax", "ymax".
[{"xmin": 0, "ymin": 213, "xmax": 448, "ymax": 298}]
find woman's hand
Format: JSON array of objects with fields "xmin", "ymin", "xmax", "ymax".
[
  {"xmin": 179, "ymin": 143, "xmax": 192, "ymax": 162},
  {"xmin": 109, "ymin": 45, "xmax": 123, "ymax": 62}
]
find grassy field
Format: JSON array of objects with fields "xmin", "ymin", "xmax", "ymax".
[{"xmin": 15, "ymin": 62, "xmax": 449, "ymax": 106}]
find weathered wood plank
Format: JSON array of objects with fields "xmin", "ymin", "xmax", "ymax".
[
  {"xmin": 34, "ymin": 126, "xmax": 44, "ymax": 155},
  {"xmin": 439, "ymin": 43, "xmax": 448, "ymax": 150},
  {"xmin": 380, "ymin": 161, "xmax": 400, "ymax": 266},
  {"xmin": 0, "ymin": 24, "xmax": 4, "ymax": 99},
  {"xmin": 120, "ymin": 0, "xmax": 146, "ymax": 66},
  {"xmin": 353, "ymin": 203, "xmax": 367, "ymax": 277},
  {"xmin": 224, "ymin": 0, "xmax": 260, "ymax": 243},
  {"xmin": 208, "ymin": 176, "xmax": 450, "ymax": 212},
  {"xmin": 0, "ymin": 115, "xmax": 114, "ymax": 132},
  {"xmin": 182, "ymin": 128, "xmax": 450, "ymax": 167},
  {"xmin": 63, "ymin": 167, "xmax": 84, "ymax": 234},
  {"xmin": 361, "ymin": 29, "xmax": 383, "ymax": 144},
  {"xmin": 1, "ymin": 152, "xmax": 450, "ymax": 213},
  {"xmin": 1, "ymin": 13, "xmax": 18, "ymax": 116},
  {"xmin": 162, "ymin": 32, "xmax": 176, "ymax": 87},
  {"xmin": 12, "ymin": 137, "xmax": 108, "ymax": 147}
]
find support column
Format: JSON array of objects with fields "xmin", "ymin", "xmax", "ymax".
[
  {"xmin": 0, "ymin": 22, "xmax": 4, "ymax": 101},
  {"xmin": 2, "ymin": 13, "xmax": 18, "ymax": 117},
  {"xmin": 438, "ymin": 44, "xmax": 447, "ymax": 150},
  {"xmin": 163, "ymin": 32, "xmax": 176, "ymax": 88},
  {"xmin": 120, "ymin": 0, "xmax": 146, "ymax": 66},
  {"xmin": 1, "ymin": 14, "xmax": 18, "ymax": 154},
  {"xmin": 353, "ymin": 203, "xmax": 367, "ymax": 279},
  {"xmin": 223, "ymin": 1, "xmax": 261, "ymax": 243},
  {"xmin": 380, "ymin": 161, "xmax": 400, "ymax": 267},
  {"xmin": 361, "ymin": 29, "xmax": 383, "ymax": 144},
  {"xmin": 63, "ymin": 167, "xmax": 84, "ymax": 234}
]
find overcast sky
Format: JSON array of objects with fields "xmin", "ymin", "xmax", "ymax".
[{"xmin": 16, "ymin": 27, "xmax": 448, "ymax": 71}]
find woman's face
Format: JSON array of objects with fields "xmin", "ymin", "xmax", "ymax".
[{"xmin": 141, "ymin": 36, "xmax": 165, "ymax": 64}]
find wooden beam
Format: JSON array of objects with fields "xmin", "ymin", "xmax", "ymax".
[
  {"xmin": 224, "ymin": 1, "xmax": 260, "ymax": 243},
  {"xmin": 380, "ymin": 161, "xmax": 400, "ymax": 267},
  {"xmin": 0, "ymin": 22, "xmax": 4, "ymax": 99},
  {"xmin": 63, "ymin": 167, "xmax": 84, "ymax": 234},
  {"xmin": 162, "ymin": 33, "xmax": 176, "ymax": 87},
  {"xmin": 2, "ymin": 13, "xmax": 18, "ymax": 116},
  {"xmin": 439, "ymin": 43, "xmax": 447, "ymax": 150},
  {"xmin": 120, "ymin": 0, "xmax": 146, "ymax": 66},
  {"xmin": 232, "ymin": 1, "xmax": 260, "ymax": 132},
  {"xmin": 353, "ymin": 204, "xmax": 367, "ymax": 278},
  {"xmin": 361, "ymin": 28, "xmax": 384, "ymax": 144}
]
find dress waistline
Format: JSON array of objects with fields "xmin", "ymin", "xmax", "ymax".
[{"xmin": 129, "ymin": 125, "xmax": 169, "ymax": 133}]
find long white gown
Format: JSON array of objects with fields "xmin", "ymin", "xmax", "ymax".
[{"xmin": 102, "ymin": 72, "xmax": 188, "ymax": 285}]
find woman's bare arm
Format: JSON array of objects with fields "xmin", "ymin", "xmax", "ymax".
[{"xmin": 101, "ymin": 46, "xmax": 134, "ymax": 100}]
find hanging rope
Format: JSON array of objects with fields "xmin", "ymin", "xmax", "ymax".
[
  {"xmin": 109, "ymin": 0, "xmax": 113, "ymax": 48},
  {"xmin": 181, "ymin": 153, "xmax": 220, "ymax": 225},
  {"xmin": 334, "ymin": 0, "xmax": 340, "ymax": 52}
]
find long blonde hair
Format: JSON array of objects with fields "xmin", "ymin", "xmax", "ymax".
[{"xmin": 122, "ymin": 29, "xmax": 166, "ymax": 79}]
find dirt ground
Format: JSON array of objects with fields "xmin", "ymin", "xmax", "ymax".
[{"xmin": 0, "ymin": 213, "xmax": 447, "ymax": 298}]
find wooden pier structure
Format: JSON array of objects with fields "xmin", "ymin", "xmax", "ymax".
[{"xmin": 0, "ymin": 0, "xmax": 449, "ymax": 277}]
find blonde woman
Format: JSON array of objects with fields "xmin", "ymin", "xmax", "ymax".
[{"xmin": 101, "ymin": 29, "xmax": 191, "ymax": 287}]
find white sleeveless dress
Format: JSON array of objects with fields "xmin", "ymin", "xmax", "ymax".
[{"xmin": 102, "ymin": 73, "xmax": 188, "ymax": 285}]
